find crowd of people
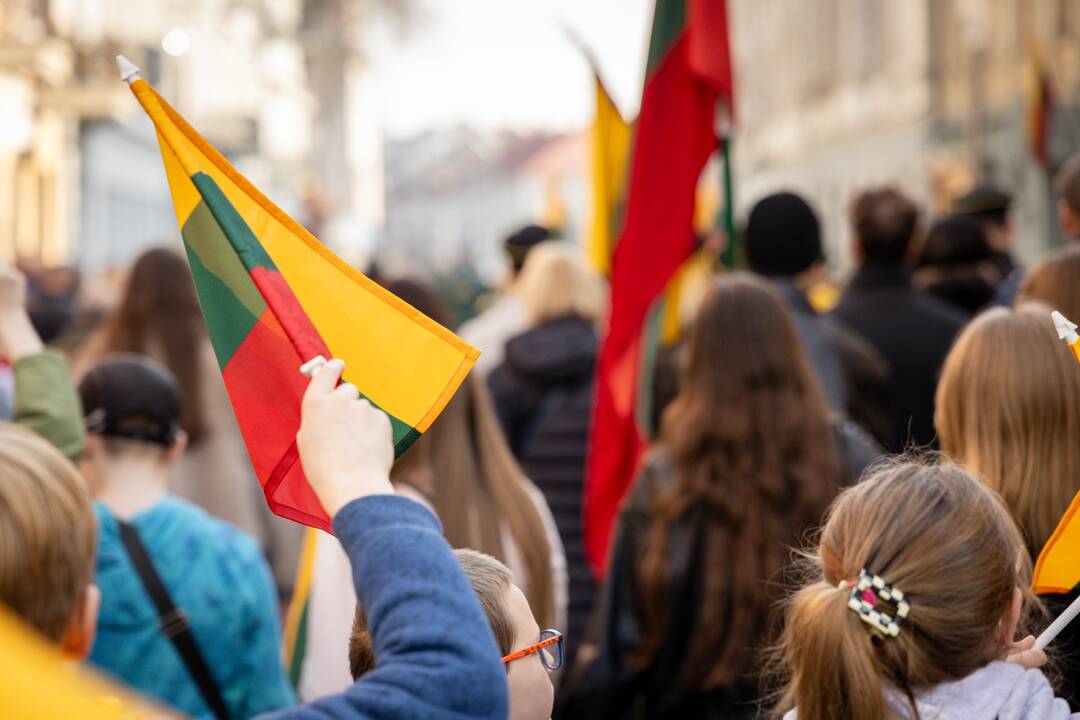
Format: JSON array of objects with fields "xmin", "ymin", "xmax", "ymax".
[{"xmin": 2, "ymin": 151, "xmax": 1080, "ymax": 720}]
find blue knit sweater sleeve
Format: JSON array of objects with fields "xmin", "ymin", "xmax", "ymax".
[{"xmin": 258, "ymin": 495, "xmax": 509, "ymax": 720}]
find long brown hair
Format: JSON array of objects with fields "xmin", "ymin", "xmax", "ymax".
[
  {"xmin": 1017, "ymin": 245, "xmax": 1080, "ymax": 321},
  {"xmin": 772, "ymin": 461, "xmax": 1033, "ymax": 720},
  {"xmin": 100, "ymin": 247, "xmax": 207, "ymax": 445},
  {"xmin": 936, "ymin": 305, "xmax": 1080, "ymax": 559},
  {"xmin": 386, "ymin": 279, "xmax": 556, "ymax": 628},
  {"xmin": 637, "ymin": 273, "xmax": 841, "ymax": 691}
]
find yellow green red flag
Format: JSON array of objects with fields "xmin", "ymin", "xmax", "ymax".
[{"xmin": 120, "ymin": 57, "xmax": 478, "ymax": 532}]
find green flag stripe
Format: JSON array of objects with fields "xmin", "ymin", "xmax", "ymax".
[
  {"xmin": 287, "ymin": 598, "xmax": 310, "ymax": 687},
  {"xmin": 182, "ymin": 200, "xmax": 267, "ymax": 319},
  {"xmin": 645, "ymin": 0, "xmax": 687, "ymax": 76},
  {"xmin": 184, "ymin": 242, "xmax": 260, "ymax": 371},
  {"xmin": 393, "ymin": 425, "xmax": 421, "ymax": 456},
  {"xmin": 192, "ymin": 172, "xmax": 278, "ymax": 272}
]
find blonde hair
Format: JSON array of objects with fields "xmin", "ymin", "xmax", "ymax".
[
  {"xmin": 936, "ymin": 305, "xmax": 1080, "ymax": 558},
  {"xmin": 516, "ymin": 241, "xmax": 604, "ymax": 326},
  {"xmin": 773, "ymin": 461, "xmax": 1031, "ymax": 720},
  {"xmin": 350, "ymin": 549, "xmax": 514, "ymax": 679},
  {"xmin": 0, "ymin": 424, "xmax": 97, "ymax": 641}
]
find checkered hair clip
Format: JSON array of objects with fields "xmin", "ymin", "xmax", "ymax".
[{"xmin": 845, "ymin": 569, "xmax": 910, "ymax": 639}]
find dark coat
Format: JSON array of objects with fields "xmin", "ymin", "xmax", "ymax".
[
  {"xmin": 831, "ymin": 261, "xmax": 966, "ymax": 452},
  {"xmin": 773, "ymin": 280, "xmax": 893, "ymax": 448},
  {"xmin": 488, "ymin": 315, "xmax": 598, "ymax": 667}
]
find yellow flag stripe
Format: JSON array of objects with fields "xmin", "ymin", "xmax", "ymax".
[{"xmin": 1033, "ymin": 490, "xmax": 1080, "ymax": 594}]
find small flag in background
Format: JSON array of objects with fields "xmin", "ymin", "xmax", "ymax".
[
  {"xmin": 1025, "ymin": 32, "xmax": 1054, "ymax": 170},
  {"xmin": 120, "ymin": 57, "xmax": 478, "ymax": 532}
]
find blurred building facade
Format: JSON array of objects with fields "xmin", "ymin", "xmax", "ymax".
[
  {"xmin": 0, "ymin": 0, "xmax": 385, "ymax": 273},
  {"xmin": 380, "ymin": 127, "xmax": 585, "ymax": 285},
  {"xmin": 731, "ymin": 0, "xmax": 1080, "ymax": 272}
]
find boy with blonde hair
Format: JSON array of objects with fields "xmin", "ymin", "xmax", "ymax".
[{"xmin": 0, "ymin": 423, "xmax": 99, "ymax": 658}]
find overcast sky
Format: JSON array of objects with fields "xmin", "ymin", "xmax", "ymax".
[{"xmin": 365, "ymin": 0, "xmax": 653, "ymax": 139}]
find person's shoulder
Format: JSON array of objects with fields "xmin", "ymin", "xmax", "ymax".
[
  {"xmin": 625, "ymin": 449, "xmax": 675, "ymax": 511},
  {"xmin": 155, "ymin": 496, "xmax": 264, "ymax": 557},
  {"xmin": 900, "ymin": 287, "xmax": 966, "ymax": 327}
]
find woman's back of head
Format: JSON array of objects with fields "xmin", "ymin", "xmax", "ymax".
[
  {"xmin": 637, "ymin": 273, "xmax": 841, "ymax": 691},
  {"xmin": 1018, "ymin": 245, "xmax": 1080, "ymax": 321},
  {"xmin": 516, "ymin": 241, "xmax": 604, "ymax": 327},
  {"xmin": 936, "ymin": 305, "xmax": 1080, "ymax": 557},
  {"xmin": 773, "ymin": 461, "xmax": 1028, "ymax": 720},
  {"xmin": 102, "ymin": 247, "xmax": 207, "ymax": 444}
]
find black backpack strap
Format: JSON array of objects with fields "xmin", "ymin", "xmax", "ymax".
[{"xmin": 116, "ymin": 520, "xmax": 230, "ymax": 720}]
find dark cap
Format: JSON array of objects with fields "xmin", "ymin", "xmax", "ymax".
[
  {"xmin": 504, "ymin": 225, "xmax": 551, "ymax": 271},
  {"xmin": 744, "ymin": 192, "xmax": 824, "ymax": 277},
  {"xmin": 79, "ymin": 355, "xmax": 182, "ymax": 447},
  {"xmin": 952, "ymin": 185, "xmax": 1012, "ymax": 216}
]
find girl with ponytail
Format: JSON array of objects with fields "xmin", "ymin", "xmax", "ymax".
[{"xmin": 774, "ymin": 461, "xmax": 1073, "ymax": 720}]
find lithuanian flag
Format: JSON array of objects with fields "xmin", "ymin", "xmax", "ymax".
[{"xmin": 119, "ymin": 57, "xmax": 478, "ymax": 532}]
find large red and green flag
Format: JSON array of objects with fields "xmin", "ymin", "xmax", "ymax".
[
  {"xmin": 584, "ymin": 0, "xmax": 734, "ymax": 575},
  {"xmin": 120, "ymin": 58, "xmax": 478, "ymax": 533}
]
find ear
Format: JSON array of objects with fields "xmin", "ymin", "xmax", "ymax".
[
  {"xmin": 997, "ymin": 586, "xmax": 1023, "ymax": 648},
  {"xmin": 164, "ymin": 430, "xmax": 189, "ymax": 466},
  {"xmin": 60, "ymin": 584, "xmax": 100, "ymax": 661}
]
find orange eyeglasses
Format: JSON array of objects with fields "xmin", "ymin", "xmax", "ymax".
[{"xmin": 502, "ymin": 629, "xmax": 563, "ymax": 670}]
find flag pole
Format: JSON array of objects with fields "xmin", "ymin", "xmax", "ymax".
[
  {"xmin": 717, "ymin": 102, "xmax": 736, "ymax": 269},
  {"xmin": 1036, "ymin": 593, "xmax": 1080, "ymax": 651}
]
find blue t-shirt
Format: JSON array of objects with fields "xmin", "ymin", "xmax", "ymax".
[{"xmin": 89, "ymin": 497, "xmax": 296, "ymax": 719}]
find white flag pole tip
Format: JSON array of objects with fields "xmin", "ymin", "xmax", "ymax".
[
  {"xmin": 299, "ymin": 356, "xmax": 329, "ymax": 378},
  {"xmin": 1052, "ymin": 310, "xmax": 1079, "ymax": 343},
  {"xmin": 116, "ymin": 55, "xmax": 142, "ymax": 84}
]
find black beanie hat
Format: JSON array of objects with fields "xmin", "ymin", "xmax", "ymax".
[
  {"xmin": 744, "ymin": 192, "xmax": 823, "ymax": 277},
  {"xmin": 504, "ymin": 225, "xmax": 551, "ymax": 271}
]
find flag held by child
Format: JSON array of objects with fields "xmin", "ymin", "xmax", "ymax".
[{"xmin": 119, "ymin": 57, "xmax": 478, "ymax": 533}]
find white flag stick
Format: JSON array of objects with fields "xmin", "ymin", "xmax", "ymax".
[{"xmin": 1035, "ymin": 593, "xmax": 1080, "ymax": 651}]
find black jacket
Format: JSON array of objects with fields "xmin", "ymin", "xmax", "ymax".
[
  {"xmin": 773, "ymin": 280, "xmax": 893, "ymax": 448},
  {"xmin": 488, "ymin": 315, "xmax": 598, "ymax": 667},
  {"xmin": 831, "ymin": 262, "xmax": 966, "ymax": 452}
]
